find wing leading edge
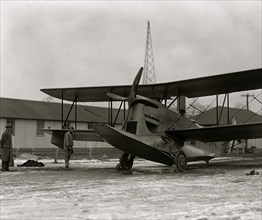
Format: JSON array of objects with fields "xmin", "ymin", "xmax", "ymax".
[
  {"xmin": 41, "ymin": 68, "xmax": 262, "ymax": 102},
  {"xmin": 166, "ymin": 123, "xmax": 262, "ymax": 142}
]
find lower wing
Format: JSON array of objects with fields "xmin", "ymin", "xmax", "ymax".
[{"xmin": 166, "ymin": 123, "xmax": 262, "ymax": 142}]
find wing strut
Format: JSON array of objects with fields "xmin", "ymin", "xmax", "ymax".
[
  {"xmin": 61, "ymin": 90, "xmax": 64, "ymax": 128},
  {"xmin": 215, "ymin": 93, "xmax": 230, "ymax": 126},
  {"xmin": 63, "ymin": 97, "xmax": 77, "ymax": 128},
  {"xmin": 75, "ymin": 98, "xmax": 78, "ymax": 129},
  {"xmin": 227, "ymin": 93, "xmax": 230, "ymax": 125},
  {"xmin": 61, "ymin": 90, "xmax": 78, "ymax": 129},
  {"xmin": 113, "ymin": 101, "xmax": 124, "ymax": 127},
  {"xmin": 167, "ymin": 96, "xmax": 179, "ymax": 108},
  {"xmin": 108, "ymin": 99, "xmax": 113, "ymax": 126}
]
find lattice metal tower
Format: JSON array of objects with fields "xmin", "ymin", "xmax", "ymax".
[{"xmin": 143, "ymin": 21, "xmax": 156, "ymax": 84}]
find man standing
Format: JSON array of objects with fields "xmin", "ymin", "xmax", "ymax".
[
  {"xmin": 1, "ymin": 124, "xmax": 14, "ymax": 171},
  {"xmin": 64, "ymin": 125, "xmax": 74, "ymax": 170}
]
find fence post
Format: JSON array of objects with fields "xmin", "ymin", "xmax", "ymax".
[{"xmin": 54, "ymin": 148, "xmax": 58, "ymax": 163}]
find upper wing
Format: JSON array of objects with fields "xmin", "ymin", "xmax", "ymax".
[
  {"xmin": 41, "ymin": 68, "xmax": 262, "ymax": 102},
  {"xmin": 166, "ymin": 123, "xmax": 262, "ymax": 142}
]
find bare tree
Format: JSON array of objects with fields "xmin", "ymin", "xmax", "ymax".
[
  {"xmin": 234, "ymin": 101, "xmax": 245, "ymax": 109},
  {"xmin": 187, "ymin": 101, "xmax": 207, "ymax": 117},
  {"xmin": 42, "ymin": 96, "xmax": 54, "ymax": 102}
]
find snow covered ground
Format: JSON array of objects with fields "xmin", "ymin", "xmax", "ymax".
[{"xmin": 0, "ymin": 157, "xmax": 261, "ymax": 220}]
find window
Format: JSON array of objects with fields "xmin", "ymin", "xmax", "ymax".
[
  {"xmin": 6, "ymin": 118, "xmax": 15, "ymax": 135},
  {"xmin": 88, "ymin": 123, "xmax": 94, "ymax": 130},
  {"xmin": 37, "ymin": 120, "xmax": 44, "ymax": 136}
]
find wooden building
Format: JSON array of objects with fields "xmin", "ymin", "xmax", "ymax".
[
  {"xmin": 1, "ymin": 98, "xmax": 261, "ymax": 159},
  {"xmin": 0, "ymin": 97, "xmax": 124, "ymax": 159},
  {"xmin": 193, "ymin": 106, "xmax": 262, "ymax": 150}
]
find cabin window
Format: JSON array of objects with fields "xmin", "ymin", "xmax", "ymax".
[
  {"xmin": 37, "ymin": 120, "xmax": 44, "ymax": 136},
  {"xmin": 6, "ymin": 118, "xmax": 15, "ymax": 135}
]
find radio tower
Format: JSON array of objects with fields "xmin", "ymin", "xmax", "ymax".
[{"xmin": 143, "ymin": 21, "xmax": 156, "ymax": 84}]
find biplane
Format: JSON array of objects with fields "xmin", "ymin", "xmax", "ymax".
[{"xmin": 41, "ymin": 67, "xmax": 262, "ymax": 172}]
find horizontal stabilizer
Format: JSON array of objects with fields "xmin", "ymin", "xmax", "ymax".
[
  {"xmin": 166, "ymin": 123, "xmax": 262, "ymax": 142},
  {"xmin": 42, "ymin": 129, "xmax": 103, "ymax": 149}
]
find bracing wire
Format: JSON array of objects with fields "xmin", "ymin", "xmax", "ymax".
[
  {"xmin": 220, "ymin": 91, "xmax": 262, "ymax": 125},
  {"xmin": 167, "ymin": 97, "xmax": 200, "ymax": 129},
  {"xmin": 187, "ymin": 97, "xmax": 217, "ymax": 128},
  {"xmin": 243, "ymin": 109, "xmax": 262, "ymax": 124}
]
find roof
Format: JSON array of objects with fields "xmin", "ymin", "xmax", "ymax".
[
  {"xmin": 41, "ymin": 68, "xmax": 262, "ymax": 102},
  {"xmin": 193, "ymin": 106, "xmax": 262, "ymax": 126},
  {"xmin": 0, "ymin": 97, "xmax": 125, "ymax": 124},
  {"xmin": 1, "ymin": 98, "xmax": 261, "ymax": 126}
]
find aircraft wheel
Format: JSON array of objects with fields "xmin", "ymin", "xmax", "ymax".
[
  {"xmin": 174, "ymin": 151, "xmax": 187, "ymax": 172},
  {"xmin": 116, "ymin": 163, "xmax": 122, "ymax": 170},
  {"xmin": 116, "ymin": 153, "xmax": 135, "ymax": 171},
  {"xmin": 203, "ymin": 159, "xmax": 211, "ymax": 168}
]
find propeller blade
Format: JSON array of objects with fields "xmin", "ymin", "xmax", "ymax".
[
  {"xmin": 106, "ymin": 67, "xmax": 143, "ymax": 130},
  {"xmin": 121, "ymin": 106, "xmax": 132, "ymax": 130},
  {"xmin": 129, "ymin": 67, "xmax": 143, "ymax": 99},
  {"xmin": 106, "ymin": 92, "xmax": 127, "ymax": 101}
]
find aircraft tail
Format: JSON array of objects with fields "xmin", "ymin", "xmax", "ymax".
[
  {"xmin": 51, "ymin": 131, "xmax": 65, "ymax": 150},
  {"xmin": 42, "ymin": 128, "xmax": 104, "ymax": 149}
]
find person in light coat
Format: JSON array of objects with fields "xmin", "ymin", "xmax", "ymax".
[
  {"xmin": 64, "ymin": 125, "xmax": 74, "ymax": 169},
  {"xmin": 1, "ymin": 124, "xmax": 14, "ymax": 171}
]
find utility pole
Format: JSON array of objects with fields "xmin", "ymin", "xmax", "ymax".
[
  {"xmin": 143, "ymin": 21, "xmax": 156, "ymax": 84},
  {"xmin": 241, "ymin": 93, "xmax": 254, "ymax": 110}
]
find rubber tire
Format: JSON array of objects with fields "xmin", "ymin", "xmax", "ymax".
[
  {"xmin": 116, "ymin": 153, "xmax": 134, "ymax": 171},
  {"xmin": 174, "ymin": 151, "xmax": 187, "ymax": 172}
]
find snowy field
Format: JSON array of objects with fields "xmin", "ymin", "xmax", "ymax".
[{"xmin": 0, "ymin": 157, "xmax": 261, "ymax": 220}]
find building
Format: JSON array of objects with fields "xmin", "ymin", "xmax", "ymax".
[
  {"xmin": 192, "ymin": 106, "xmax": 262, "ymax": 150},
  {"xmin": 0, "ymin": 97, "xmax": 124, "ymax": 159},
  {"xmin": 1, "ymin": 98, "xmax": 261, "ymax": 159}
]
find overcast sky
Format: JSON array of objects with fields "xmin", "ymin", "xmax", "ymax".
[{"xmin": 1, "ymin": 1, "xmax": 261, "ymax": 113}]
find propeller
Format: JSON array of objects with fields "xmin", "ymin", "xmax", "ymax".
[
  {"xmin": 129, "ymin": 67, "xmax": 143, "ymax": 101},
  {"xmin": 107, "ymin": 67, "xmax": 143, "ymax": 130},
  {"xmin": 106, "ymin": 92, "xmax": 127, "ymax": 101},
  {"xmin": 106, "ymin": 67, "xmax": 143, "ymax": 104}
]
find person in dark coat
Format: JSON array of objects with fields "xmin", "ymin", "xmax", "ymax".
[
  {"xmin": 64, "ymin": 125, "xmax": 74, "ymax": 169},
  {"xmin": 1, "ymin": 123, "xmax": 14, "ymax": 171}
]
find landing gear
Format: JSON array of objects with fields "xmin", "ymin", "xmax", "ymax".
[
  {"xmin": 116, "ymin": 153, "xmax": 135, "ymax": 171},
  {"xmin": 173, "ymin": 151, "xmax": 187, "ymax": 172},
  {"xmin": 205, "ymin": 159, "xmax": 210, "ymax": 166}
]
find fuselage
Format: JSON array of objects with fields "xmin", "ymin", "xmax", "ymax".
[{"xmin": 123, "ymin": 95, "xmax": 227, "ymax": 162}]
